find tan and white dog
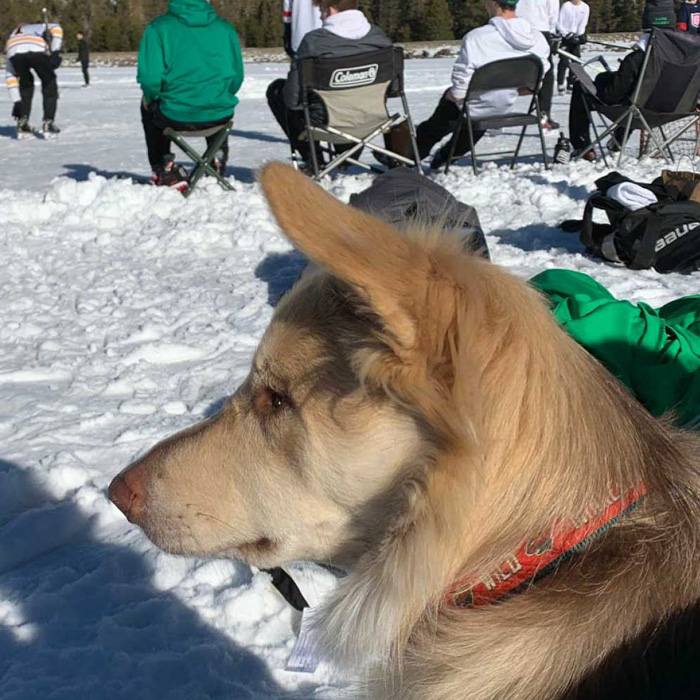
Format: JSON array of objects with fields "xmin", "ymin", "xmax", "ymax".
[{"xmin": 109, "ymin": 163, "xmax": 700, "ymax": 700}]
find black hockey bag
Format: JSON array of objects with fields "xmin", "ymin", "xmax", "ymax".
[{"xmin": 580, "ymin": 172, "xmax": 700, "ymax": 273}]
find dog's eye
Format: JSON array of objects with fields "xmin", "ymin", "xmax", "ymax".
[
  {"xmin": 270, "ymin": 390, "xmax": 290, "ymax": 410},
  {"xmin": 253, "ymin": 386, "xmax": 293, "ymax": 415}
]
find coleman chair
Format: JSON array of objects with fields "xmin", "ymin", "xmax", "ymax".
[
  {"xmin": 295, "ymin": 46, "xmax": 421, "ymax": 179},
  {"xmin": 444, "ymin": 55, "xmax": 550, "ymax": 175},
  {"xmin": 570, "ymin": 29, "xmax": 700, "ymax": 168},
  {"xmin": 163, "ymin": 120, "xmax": 234, "ymax": 198}
]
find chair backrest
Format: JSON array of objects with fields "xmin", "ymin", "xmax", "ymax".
[
  {"xmin": 299, "ymin": 46, "xmax": 403, "ymax": 137},
  {"xmin": 636, "ymin": 29, "xmax": 700, "ymax": 114},
  {"xmin": 466, "ymin": 55, "xmax": 544, "ymax": 97}
]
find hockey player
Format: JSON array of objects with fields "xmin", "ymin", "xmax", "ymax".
[
  {"xmin": 516, "ymin": 0, "xmax": 560, "ymax": 129},
  {"xmin": 556, "ymin": 0, "xmax": 590, "ymax": 94},
  {"xmin": 677, "ymin": 0, "xmax": 700, "ymax": 34},
  {"xmin": 77, "ymin": 32, "xmax": 90, "ymax": 86},
  {"xmin": 414, "ymin": 0, "xmax": 550, "ymax": 170},
  {"xmin": 283, "ymin": 0, "xmax": 322, "ymax": 58},
  {"xmin": 4, "ymin": 20, "xmax": 63, "ymax": 137}
]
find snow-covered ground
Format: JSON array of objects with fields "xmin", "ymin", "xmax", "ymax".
[{"xmin": 1, "ymin": 59, "xmax": 698, "ymax": 700}]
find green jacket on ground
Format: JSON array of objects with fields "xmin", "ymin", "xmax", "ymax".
[
  {"xmin": 137, "ymin": 0, "xmax": 244, "ymax": 123},
  {"xmin": 531, "ymin": 270, "xmax": 700, "ymax": 430}
]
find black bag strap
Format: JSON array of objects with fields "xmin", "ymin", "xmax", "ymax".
[
  {"xmin": 581, "ymin": 194, "xmax": 616, "ymax": 250},
  {"xmin": 628, "ymin": 210, "xmax": 664, "ymax": 270}
]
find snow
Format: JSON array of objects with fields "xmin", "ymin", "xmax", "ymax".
[{"xmin": 0, "ymin": 56, "xmax": 698, "ymax": 699}]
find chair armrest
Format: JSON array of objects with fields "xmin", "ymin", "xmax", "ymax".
[{"xmin": 569, "ymin": 63, "xmax": 598, "ymax": 97}]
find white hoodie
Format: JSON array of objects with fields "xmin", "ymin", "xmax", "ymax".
[
  {"xmin": 322, "ymin": 9, "xmax": 372, "ymax": 39},
  {"xmin": 516, "ymin": 0, "xmax": 559, "ymax": 33},
  {"xmin": 450, "ymin": 17, "xmax": 551, "ymax": 118},
  {"xmin": 557, "ymin": 1, "xmax": 590, "ymax": 37},
  {"xmin": 283, "ymin": 0, "xmax": 322, "ymax": 54}
]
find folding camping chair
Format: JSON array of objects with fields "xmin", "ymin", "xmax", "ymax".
[
  {"xmin": 444, "ymin": 55, "xmax": 550, "ymax": 176},
  {"xmin": 295, "ymin": 46, "xmax": 421, "ymax": 180},
  {"xmin": 163, "ymin": 121, "xmax": 234, "ymax": 198},
  {"xmin": 570, "ymin": 29, "xmax": 700, "ymax": 168}
]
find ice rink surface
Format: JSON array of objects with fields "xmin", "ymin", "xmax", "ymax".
[{"xmin": 0, "ymin": 57, "xmax": 698, "ymax": 699}]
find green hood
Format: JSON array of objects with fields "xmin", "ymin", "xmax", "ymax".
[{"xmin": 167, "ymin": 0, "xmax": 216, "ymax": 27}]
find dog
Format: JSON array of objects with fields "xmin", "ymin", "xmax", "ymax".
[{"xmin": 109, "ymin": 163, "xmax": 700, "ymax": 700}]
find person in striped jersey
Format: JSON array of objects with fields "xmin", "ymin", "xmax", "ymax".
[{"xmin": 4, "ymin": 21, "xmax": 63, "ymax": 137}]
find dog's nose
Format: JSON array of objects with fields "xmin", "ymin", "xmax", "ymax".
[{"xmin": 108, "ymin": 464, "xmax": 146, "ymax": 524}]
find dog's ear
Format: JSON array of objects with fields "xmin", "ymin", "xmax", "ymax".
[{"xmin": 260, "ymin": 163, "xmax": 419, "ymax": 349}]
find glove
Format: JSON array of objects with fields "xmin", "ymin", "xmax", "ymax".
[
  {"xmin": 11, "ymin": 101, "xmax": 22, "ymax": 119},
  {"xmin": 283, "ymin": 23, "xmax": 293, "ymax": 58},
  {"xmin": 49, "ymin": 51, "xmax": 62, "ymax": 69},
  {"xmin": 578, "ymin": 33, "xmax": 588, "ymax": 46}
]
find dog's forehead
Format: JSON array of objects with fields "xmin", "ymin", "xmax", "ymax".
[{"xmin": 256, "ymin": 317, "xmax": 330, "ymax": 379}]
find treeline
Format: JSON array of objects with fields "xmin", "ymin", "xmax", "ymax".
[{"xmin": 0, "ymin": 0, "xmax": 663, "ymax": 52}]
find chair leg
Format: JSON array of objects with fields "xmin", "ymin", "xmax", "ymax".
[
  {"xmin": 617, "ymin": 109, "xmax": 635, "ymax": 167},
  {"xmin": 187, "ymin": 130, "xmax": 233, "ymax": 196},
  {"xmin": 657, "ymin": 125, "xmax": 674, "ymax": 162},
  {"xmin": 511, "ymin": 125, "xmax": 527, "ymax": 170},
  {"xmin": 400, "ymin": 93, "xmax": 424, "ymax": 173},
  {"xmin": 166, "ymin": 125, "xmax": 234, "ymax": 196},
  {"xmin": 532, "ymin": 97, "xmax": 550, "ymax": 171},
  {"xmin": 540, "ymin": 123, "xmax": 550, "ymax": 170},
  {"xmin": 466, "ymin": 122, "xmax": 477, "ymax": 177},
  {"xmin": 637, "ymin": 112, "xmax": 673, "ymax": 165}
]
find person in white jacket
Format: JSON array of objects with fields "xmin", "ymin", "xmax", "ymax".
[
  {"xmin": 516, "ymin": 0, "xmax": 559, "ymax": 128},
  {"xmin": 5, "ymin": 21, "xmax": 63, "ymax": 137},
  {"xmin": 283, "ymin": 0, "xmax": 322, "ymax": 58},
  {"xmin": 415, "ymin": 0, "xmax": 550, "ymax": 170},
  {"xmin": 556, "ymin": 0, "xmax": 590, "ymax": 93}
]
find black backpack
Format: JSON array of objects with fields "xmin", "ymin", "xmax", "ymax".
[{"xmin": 579, "ymin": 172, "xmax": 700, "ymax": 273}]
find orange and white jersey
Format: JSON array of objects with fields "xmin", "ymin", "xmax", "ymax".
[
  {"xmin": 5, "ymin": 60, "xmax": 19, "ymax": 103},
  {"xmin": 5, "ymin": 23, "xmax": 64, "ymax": 58}
]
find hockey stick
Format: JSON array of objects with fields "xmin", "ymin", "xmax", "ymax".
[
  {"xmin": 42, "ymin": 7, "xmax": 51, "ymax": 54},
  {"xmin": 586, "ymin": 39, "xmax": 633, "ymax": 52}
]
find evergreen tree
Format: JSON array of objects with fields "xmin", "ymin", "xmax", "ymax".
[{"xmin": 421, "ymin": 0, "xmax": 454, "ymax": 40}]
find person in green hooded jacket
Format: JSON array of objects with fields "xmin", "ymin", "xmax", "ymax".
[
  {"xmin": 531, "ymin": 269, "xmax": 700, "ymax": 431},
  {"xmin": 137, "ymin": 0, "xmax": 244, "ymax": 188}
]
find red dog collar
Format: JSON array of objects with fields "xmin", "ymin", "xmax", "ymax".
[{"xmin": 445, "ymin": 484, "xmax": 648, "ymax": 608}]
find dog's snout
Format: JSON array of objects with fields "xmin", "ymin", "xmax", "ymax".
[{"xmin": 108, "ymin": 464, "xmax": 147, "ymax": 524}]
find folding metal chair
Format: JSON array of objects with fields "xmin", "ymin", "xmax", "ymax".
[
  {"xmin": 163, "ymin": 121, "xmax": 234, "ymax": 198},
  {"xmin": 570, "ymin": 30, "xmax": 700, "ymax": 168},
  {"xmin": 445, "ymin": 55, "xmax": 550, "ymax": 176},
  {"xmin": 296, "ymin": 46, "xmax": 421, "ymax": 179}
]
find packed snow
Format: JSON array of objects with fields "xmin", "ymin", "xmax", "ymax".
[{"xmin": 0, "ymin": 56, "xmax": 698, "ymax": 699}]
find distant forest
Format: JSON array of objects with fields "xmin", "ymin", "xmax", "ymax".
[{"xmin": 1, "ymin": 0, "xmax": 664, "ymax": 52}]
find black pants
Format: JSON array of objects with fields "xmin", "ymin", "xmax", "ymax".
[
  {"xmin": 141, "ymin": 104, "xmax": 231, "ymax": 170},
  {"xmin": 81, "ymin": 60, "xmax": 90, "ymax": 85},
  {"xmin": 540, "ymin": 32, "xmax": 556, "ymax": 116},
  {"xmin": 266, "ymin": 78, "xmax": 329, "ymax": 159},
  {"xmin": 569, "ymin": 82, "xmax": 631, "ymax": 152},
  {"xmin": 569, "ymin": 81, "xmax": 594, "ymax": 150},
  {"xmin": 557, "ymin": 43, "xmax": 581, "ymax": 88},
  {"xmin": 416, "ymin": 94, "xmax": 485, "ymax": 160},
  {"xmin": 9, "ymin": 52, "xmax": 58, "ymax": 122}
]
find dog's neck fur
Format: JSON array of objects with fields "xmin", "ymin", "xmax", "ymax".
[{"xmin": 317, "ymin": 250, "xmax": 700, "ymax": 700}]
